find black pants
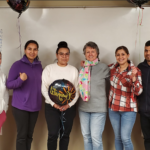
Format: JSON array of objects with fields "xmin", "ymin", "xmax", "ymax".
[
  {"xmin": 12, "ymin": 107, "xmax": 39, "ymax": 150},
  {"xmin": 140, "ymin": 113, "xmax": 150, "ymax": 150},
  {"xmin": 45, "ymin": 103, "xmax": 76, "ymax": 150}
]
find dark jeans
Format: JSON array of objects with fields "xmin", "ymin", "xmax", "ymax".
[
  {"xmin": 140, "ymin": 113, "xmax": 150, "ymax": 150},
  {"xmin": 45, "ymin": 103, "xmax": 76, "ymax": 150},
  {"xmin": 12, "ymin": 107, "xmax": 39, "ymax": 150}
]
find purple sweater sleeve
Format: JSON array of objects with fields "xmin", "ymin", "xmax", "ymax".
[{"xmin": 6, "ymin": 62, "xmax": 24, "ymax": 89}]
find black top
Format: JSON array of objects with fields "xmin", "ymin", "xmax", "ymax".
[{"xmin": 138, "ymin": 59, "xmax": 150, "ymax": 117}]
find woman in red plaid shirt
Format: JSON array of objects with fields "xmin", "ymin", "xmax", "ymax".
[{"xmin": 108, "ymin": 46, "xmax": 143, "ymax": 150}]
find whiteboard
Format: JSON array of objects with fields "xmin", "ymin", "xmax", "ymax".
[{"xmin": 0, "ymin": 7, "xmax": 149, "ymax": 76}]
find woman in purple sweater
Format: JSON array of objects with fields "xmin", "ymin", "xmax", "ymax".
[{"xmin": 6, "ymin": 40, "xmax": 43, "ymax": 150}]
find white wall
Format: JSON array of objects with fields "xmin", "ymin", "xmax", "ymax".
[{"xmin": 0, "ymin": 8, "xmax": 149, "ymax": 72}]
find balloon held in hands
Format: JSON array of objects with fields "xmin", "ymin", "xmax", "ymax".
[{"xmin": 48, "ymin": 79, "xmax": 76, "ymax": 106}]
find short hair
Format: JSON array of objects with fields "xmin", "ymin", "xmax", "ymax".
[
  {"xmin": 83, "ymin": 41, "xmax": 100, "ymax": 60},
  {"xmin": 145, "ymin": 41, "xmax": 150, "ymax": 47}
]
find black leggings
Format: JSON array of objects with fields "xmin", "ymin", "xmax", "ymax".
[
  {"xmin": 12, "ymin": 107, "xmax": 39, "ymax": 150},
  {"xmin": 45, "ymin": 103, "xmax": 76, "ymax": 150}
]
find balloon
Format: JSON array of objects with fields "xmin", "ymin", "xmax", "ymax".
[
  {"xmin": 127, "ymin": 0, "xmax": 149, "ymax": 8},
  {"xmin": 48, "ymin": 79, "xmax": 76, "ymax": 106},
  {"xmin": 6, "ymin": 0, "xmax": 30, "ymax": 17}
]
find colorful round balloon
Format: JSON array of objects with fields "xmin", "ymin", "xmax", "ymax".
[
  {"xmin": 7, "ymin": 0, "xmax": 30, "ymax": 17},
  {"xmin": 48, "ymin": 79, "xmax": 76, "ymax": 106}
]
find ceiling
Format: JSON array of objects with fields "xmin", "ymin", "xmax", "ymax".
[{"xmin": 0, "ymin": 1, "xmax": 150, "ymax": 8}]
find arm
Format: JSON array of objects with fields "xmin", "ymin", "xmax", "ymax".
[
  {"xmin": 109, "ymin": 63, "xmax": 132, "ymax": 87},
  {"xmin": 132, "ymin": 69, "xmax": 143, "ymax": 96},
  {"xmin": 68, "ymin": 69, "xmax": 79, "ymax": 107},
  {"xmin": 41, "ymin": 67, "xmax": 55, "ymax": 107},
  {"xmin": 60, "ymin": 69, "xmax": 79, "ymax": 111},
  {"xmin": 104, "ymin": 65, "xmax": 110, "ymax": 78},
  {"xmin": 6, "ymin": 63, "xmax": 24, "ymax": 89},
  {"xmin": 60, "ymin": 68, "xmax": 79, "ymax": 111},
  {"xmin": 1, "ymin": 75, "xmax": 9, "ymax": 112},
  {"xmin": 4, "ymin": 75, "xmax": 9, "ymax": 112},
  {"xmin": 120, "ymin": 75, "xmax": 133, "ymax": 87},
  {"xmin": 4, "ymin": 88, "xmax": 9, "ymax": 112},
  {"xmin": 120, "ymin": 68, "xmax": 143, "ymax": 95},
  {"xmin": 103, "ymin": 66, "xmax": 110, "ymax": 101}
]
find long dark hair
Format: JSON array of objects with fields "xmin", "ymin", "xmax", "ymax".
[{"xmin": 115, "ymin": 46, "xmax": 129, "ymax": 55}]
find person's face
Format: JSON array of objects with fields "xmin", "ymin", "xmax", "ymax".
[
  {"xmin": 85, "ymin": 47, "xmax": 98, "ymax": 61},
  {"xmin": 0, "ymin": 54, "xmax": 1, "ymax": 65},
  {"xmin": 24, "ymin": 43, "xmax": 38, "ymax": 63},
  {"xmin": 56, "ymin": 48, "xmax": 70, "ymax": 66},
  {"xmin": 144, "ymin": 46, "xmax": 150, "ymax": 62},
  {"xmin": 115, "ymin": 49, "xmax": 129, "ymax": 65}
]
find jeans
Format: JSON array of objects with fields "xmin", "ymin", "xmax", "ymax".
[
  {"xmin": 45, "ymin": 103, "xmax": 76, "ymax": 150},
  {"xmin": 12, "ymin": 107, "xmax": 39, "ymax": 150},
  {"xmin": 140, "ymin": 113, "xmax": 150, "ymax": 150},
  {"xmin": 79, "ymin": 110, "xmax": 106, "ymax": 150},
  {"xmin": 109, "ymin": 108, "xmax": 136, "ymax": 150}
]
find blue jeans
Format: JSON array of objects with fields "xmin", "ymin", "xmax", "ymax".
[
  {"xmin": 79, "ymin": 111, "xmax": 106, "ymax": 150},
  {"xmin": 109, "ymin": 109, "xmax": 137, "ymax": 150}
]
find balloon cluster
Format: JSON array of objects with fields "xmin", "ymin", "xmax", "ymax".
[
  {"xmin": 6, "ymin": 0, "xmax": 30, "ymax": 18},
  {"xmin": 127, "ymin": 0, "xmax": 149, "ymax": 8}
]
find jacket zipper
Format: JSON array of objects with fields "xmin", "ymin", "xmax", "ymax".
[{"xmin": 146, "ymin": 68, "xmax": 150, "ymax": 112}]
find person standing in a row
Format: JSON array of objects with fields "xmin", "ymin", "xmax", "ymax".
[
  {"xmin": 42, "ymin": 41, "xmax": 79, "ymax": 150},
  {"xmin": 0, "ymin": 51, "xmax": 9, "ymax": 133},
  {"xmin": 78, "ymin": 41, "xmax": 110, "ymax": 150},
  {"xmin": 137, "ymin": 40, "xmax": 150, "ymax": 150},
  {"xmin": 6, "ymin": 40, "xmax": 43, "ymax": 150},
  {"xmin": 108, "ymin": 46, "xmax": 143, "ymax": 150}
]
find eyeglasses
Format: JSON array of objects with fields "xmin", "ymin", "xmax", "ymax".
[{"xmin": 58, "ymin": 53, "xmax": 70, "ymax": 57}]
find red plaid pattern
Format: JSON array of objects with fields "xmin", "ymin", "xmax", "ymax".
[{"xmin": 108, "ymin": 61, "xmax": 143, "ymax": 112}]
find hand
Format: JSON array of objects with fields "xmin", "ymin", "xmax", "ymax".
[
  {"xmin": 131, "ymin": 67, "xmax": 137, "ymax": 82},
  {"xmin": 53, "ymin": 104, "xmax": 60, "ymax": 110},
  {"xmin": 81, "ymin": 61, "xmax": 85, "ymax": 67},
  {"xmin": 59, "ymin": 104, "xmax": 70, "ymax": 112},
  {"xmin": 20, "ymin": 73, "xmax": 27, "ymax": 81}
]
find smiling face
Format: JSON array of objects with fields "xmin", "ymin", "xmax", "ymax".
[
  {"xmin": 24, "ymin": 43, "xmax": 38, "ymax": 63},
  {"xmin": 56, "ymin": 48, "xmax": 70, "ymax": 67},
  {"xmin": 144, "ymin": 46, "xmax": 150, "ymax": 62},
  {"xmin": 115, "ymin": 49, "xmax": 129, "ymax": 65},
  {"xmin": 85, "ymin": 46, "xmax": 98, "ymax": 61}
]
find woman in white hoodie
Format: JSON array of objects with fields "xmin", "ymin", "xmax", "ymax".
[{"xmin": 0, "ymin": 52, "xmax": 9, "ymax": 132}]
